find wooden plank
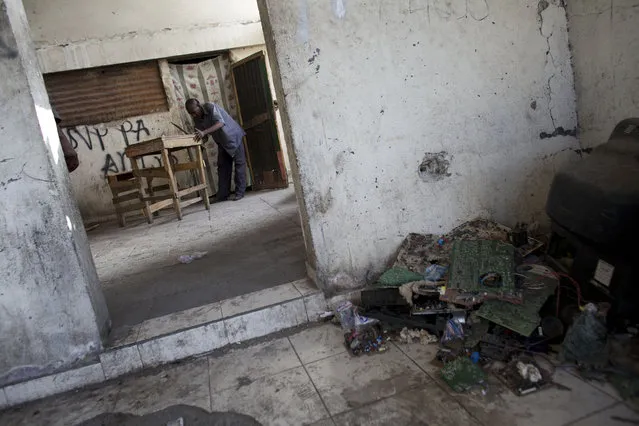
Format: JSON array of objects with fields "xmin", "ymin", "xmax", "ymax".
[
  {"xmin": 107, "ymin": 179, "xmax": 138, "ymax": 190},
  {"xmin": 113, "ymin": 191, "xmax": 141, "ymax": 203},
  {"xmin": 133, "ymin": 167, "xmax": 169, "ymax": 178},
  {"xmin": 161, "ymin": 136, "xmax": 202, "ymax": 150},
  {"xmin": 180, "ymin": 196, "xmax": 203, "ymax": 209},
  {"xmin": 147, "ymin": 184, "xmax": 170, "ymax": 193},
  {"xmin": 141, "ymin": 194, "xmax": 173, "ymax": 202},
  {"xmin": 107, "ymin": 171, "xmax": 136, "ymax": 182},
  {"xmin": 111, "ymin": 188, "xmax": 138, "ymax": 197},
  {"xmin": 148, "ymin": 198, "xmax": 175, "ymax": 213},
  {"xmin": 124, "ymin": 138, "xmax": 164, "ymax": 158},
  {"xmin": 115, "ymin": 203, "xmax": 146, "ymax": 213},
  {"xmin": 173, "ymin": 162, "xmax": 199, "ymax": 172},
  {"xmin": 129, "ymin": 157, "xmax": 152, "ymax": 224},
  {"xmin": 162, "ymin": 149, "xmax": 182, "ymax": 220},
  {"xmin": 125, "ymin": 136, "xmax": 201, "ymax": 158},
  {"xmin": 176, "ymin": 184, "xmax": 206, "ymax": 198},
  {"xmin": 195, "ymin": 146, "xmax": 210, "ymax": 210}
]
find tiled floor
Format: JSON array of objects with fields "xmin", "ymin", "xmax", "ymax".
[
  {"xmin": 88, "ymin": 187, "xmax": 306, "ymax": 329},
  {"xmin": 1, "ymin": 323, "xmax": 636, "ymax": 426}
]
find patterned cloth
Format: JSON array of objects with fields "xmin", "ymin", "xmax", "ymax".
[{"xmin": 169, "ymin": 56, "xmax": 251, "ymax": 192}]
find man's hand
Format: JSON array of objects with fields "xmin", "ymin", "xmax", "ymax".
[{"xmin": 193, "ymin": 129, "xmax": 206, "ymax": 142}]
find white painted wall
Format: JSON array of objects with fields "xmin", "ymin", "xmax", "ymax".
[
  {"xmin": 259, "ymin": 0, "xmax": 581, "ymax": 293},
  {"xmin": 567, "ymin": 0, "xmax": 639, "ymax": 148},
  {"xmin": 23, "ymin": 0, "xmax": 265, "ymax": 73},
  {"xmin": 0, "ymin": 0, "xmax": 107, "ymax": 386},
  {"xmin": 63, "ymin": 111, "xmax": 183, "ymax": 221}
]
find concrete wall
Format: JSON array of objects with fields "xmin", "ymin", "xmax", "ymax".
[
  {"xmin": 0, "ymin": 0, "xmax": 108, "ymax": 386},
  {"xmin": 567, "ymin": 0, "xmax": 639, "ymax": 148},
  {"xmin": 23, "ymin": 0, "xmax": 265, "ymax": 73},
  {"xmin": 259, "ymin": 0, "xmax": 582, "ymax": 293}
]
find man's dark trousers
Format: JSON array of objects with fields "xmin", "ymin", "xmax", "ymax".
[{"xmin": 217, "ymin": 139, "xmax": 246, "ymax": 201}]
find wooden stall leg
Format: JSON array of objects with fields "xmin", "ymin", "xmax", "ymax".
[
  {"xmin": 147, "ymin": 177, "xmax": 155, "ymax": 198},
  {"xmin": 117, "ymin": 211, "xmax": 126, "ymax": 227},
  {"xmin": 196, "ymin": 146, "xmax": 211, "ymax": 210},
  {"xmin": 130, "ymin": 158, "xmax": 153, "ymax": 224},
  {"xmin": 162, "ymin": 149, "xmax": 182, "ymax": 220}
]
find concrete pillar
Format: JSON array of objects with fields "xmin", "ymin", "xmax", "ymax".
[{"xmin": 0, "ymin": 0, "xmax": 109, "ymax": 386}]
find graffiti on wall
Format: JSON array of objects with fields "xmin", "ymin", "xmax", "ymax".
[{"xmin": 64, "ymin": 119, "xmax": 172, "ymax": 178}]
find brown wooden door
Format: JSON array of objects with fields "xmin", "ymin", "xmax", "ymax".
[{"xmin": 231, "ymin": 52, "xmax": 287, "ymax": 190}]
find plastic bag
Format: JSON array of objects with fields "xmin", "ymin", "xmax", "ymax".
[
  {"xmin": 336, "ymin": 301, "xmax": 377, "ymax": 331},
  {"xmin": 424, "ymin": 264, "xmax": 447, "ymax": 282},
  {"xmin": 178, "ymin": 251, "xmax": 208, "ymax": 264},
  {"xmin": 441, "ymin": 319, "xmax": 464, "ymax": 344}
]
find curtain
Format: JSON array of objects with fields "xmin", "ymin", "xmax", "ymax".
[{"xmin": 169, "ymin": 55, "xmax": 250, "ymax": 192}]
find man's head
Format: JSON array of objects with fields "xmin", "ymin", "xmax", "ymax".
[{"xmin": 185, "ymin": 99, "xmax": 204, "ymax": 119}]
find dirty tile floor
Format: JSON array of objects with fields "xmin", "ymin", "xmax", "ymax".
[
  {"xmin": 88, "ymin": 187, "xmax": 306, "ymax": 329},
  {"xmin": 1, "ymin": 323, "xmax": 636, "ymax": 426}
]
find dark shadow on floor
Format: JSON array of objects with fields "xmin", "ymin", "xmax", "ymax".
[
  {"xmin": 79, "ymin": 405, "xmax": 261, "ymax": 426},
  {"xmin": 103, "ymin": 211, "xmax": 306, "ymax": 330}
]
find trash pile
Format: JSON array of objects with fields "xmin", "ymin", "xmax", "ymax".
[{"xmin": 333, "ymin": 219, "xmax": 639, "ymax": 399}]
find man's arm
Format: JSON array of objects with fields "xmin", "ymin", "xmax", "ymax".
[
  {"xmin": 58, "ymin": 126, "xmax": 79, "ymax": 172},
  {"xmin": 194, "ymin": 103, "xmax": 226, "ymax": 141}
]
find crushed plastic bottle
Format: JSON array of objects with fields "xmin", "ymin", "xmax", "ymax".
[{"xmin": 178, "ymin": 251, "xmax": 208, "ymax": 264}]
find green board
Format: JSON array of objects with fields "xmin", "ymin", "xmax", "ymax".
[
  {"xmin": 441, "ymin": 357, "xmax": 486, "ymax": 392},
  {"xmin": 443, "ymin": 240, "xmax": 521, "ymax": 306},
  {"xmin": 477, "ymin": 269, "xmax": 558, "ymax": 336},
  {"xmin": 376, "ymin": 267, "xmax": 423, "ymax": 287}
]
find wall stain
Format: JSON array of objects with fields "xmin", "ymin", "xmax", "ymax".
[
  {"xmin": 236, "ymin": 376, "xmax": 253, "ymax": 390},
  {"xmin": 539, "ymin": 126, "xmax": 577, "ymax": 139},
  {"xmin": 0, "ymin": 38, "xmax": 18, "ymax": 59},
  {"xmin": 334, "ymin": 149, "xmax": 355, "ymax": 176},
  {"xmin": 310, "ymin": 187, "xmax": 333, "ymax": 215},
  {"xmin": 542, "ymin": 146, "xmax": 593, "ymax": 160},
  {"xmin": 307, "ymin": 47, "xmax": 320, "ymax": 64},
  {"xmin": 418, "ymin": 152, "xmax": 452, "ymax": 181},
  {"xmin": 0, "ymin": 176, "xmax": 20, "ymax": 190}
]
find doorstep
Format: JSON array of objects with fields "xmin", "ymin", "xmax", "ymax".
[{"xmin": 0, "ymin": 279, "xmax": 327, "ymax": 408}]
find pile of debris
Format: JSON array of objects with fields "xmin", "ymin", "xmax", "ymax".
[{"xmin": 334, "ymin": 219, "xmax": 639, "ymax": 399}]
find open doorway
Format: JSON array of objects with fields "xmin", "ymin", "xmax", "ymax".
[{"xmin": 43, "ymin": 47, "xmax": 306, "ymax": 337}]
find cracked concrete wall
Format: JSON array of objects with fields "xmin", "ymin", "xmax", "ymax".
[
  {"xmin": 566, "ymin": 0, "xmax": 639, "ymax": 148},
  {"xmin": 259, "ymin": 0, "xmax": 580, "ymax": 294},
  {"xmin": 22, "ymin": 0, "xmax": 265, "ymax": 73},
  {"xmin": 0, "ymin": 0, "xmax": 108, "ymax": 386}
]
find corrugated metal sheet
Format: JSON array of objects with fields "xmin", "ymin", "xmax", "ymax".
[
  {"xmin": 232, "ymin": 55, "xmax": 269, "ymax": 122},
  {"xmin": 232, "ymin": 53, "xmax": 286, "ymax": 189},
  {"xmin": 44, "ymin": 62, "xmax": 169, "ymax": 126}
]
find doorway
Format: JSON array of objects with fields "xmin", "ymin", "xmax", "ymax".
[{"xmin": 45, "ymin": 49, "xmax": 307, "ymax": 337}]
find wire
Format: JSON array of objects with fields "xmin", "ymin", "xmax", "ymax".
[{"xmin": 554, "ymin": 272, "xmax": 583, "ymax": 316}]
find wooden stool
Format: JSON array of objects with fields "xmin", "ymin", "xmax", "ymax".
[
  {"xmin": 106, "ymin": 171, "xmax": 146, "ymax": 227},
  {"xmin": 124, "ymin": 136, "xmax": 210, "ymax": 222}
]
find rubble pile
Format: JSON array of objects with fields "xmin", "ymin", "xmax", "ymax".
[{"xmin": 333, "ymin": 219, "xmax": 639, "ymax": 400}]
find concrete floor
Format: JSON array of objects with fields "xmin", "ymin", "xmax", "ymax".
[
  {"xmin": 1, "ymin": 323, "xmax": 636, "ymax": 426},
  {"xmin": 88, "ymin": 187, "xmax": 306, "ymax": 329}
]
